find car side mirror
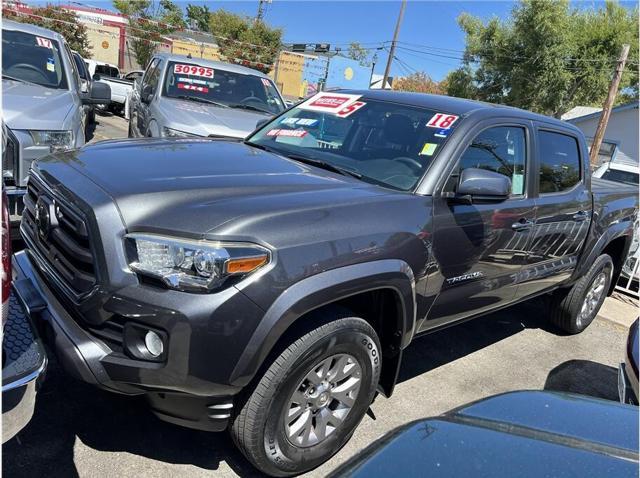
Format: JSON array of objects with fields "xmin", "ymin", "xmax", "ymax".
[
  {"xmin": 92, "ymin": 73, "xmax": 101, "ymax": 81},
  {"xmin": 454, "ymin": 168, "xmax": 511, "ymax": 204},
  {"xmin": 255, "ymin": 118, "xmax": 270, "ymax": 130},
  {"xmin": 141, "ymin": 84, "xmax": 154, "ymax": 104},
  {"xmin": 82, "ymin": 81, "xmax": 111, "ymax": 105}
]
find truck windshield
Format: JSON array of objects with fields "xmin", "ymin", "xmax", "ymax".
[
  {"xmin": 247, "ymin": 94, "xmax": 460, "ymax": 191},
  {"xmin": 2, "ymin": 29, "xmax": 67, "ymax": 89},
  {"xmin": 162, "ymin": 61, "xmax": 285, "ymax": 115}
]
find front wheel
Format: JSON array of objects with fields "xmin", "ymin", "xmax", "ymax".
[
  {"xmin": 231, "ymin": 314, "xmax": 381, "ymax": 477},
  {"xmin": 549, "ymin": 254, "xmax": 613, "ymax": 334}
]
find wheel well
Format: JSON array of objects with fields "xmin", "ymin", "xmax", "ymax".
[
  {"xmin": 270, "ymin": 289, "xmax": 406, "ymax": 398},
  {"xmin": 602, "ymin": 236, "xmax": 629, "ymax": 294}
]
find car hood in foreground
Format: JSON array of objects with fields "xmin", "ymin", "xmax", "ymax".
[
  {"xmin": 35, "ymin": 139, "xmax": 398, "ymax": 238},
  {"xmin": 2, "ymin": 79, "xmax": 74, "ymax": 130},
  {"xmin": 158, "ymin": 97, "xmax": 272, "ymax": 138},
  {"xmin": 331, "ymin": 391, "xmax": 639, "ymax": 478}
]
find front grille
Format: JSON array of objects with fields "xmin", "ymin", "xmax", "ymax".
[
  {"xmin": 22, "ymin": 174, "xmax": 97, "ymax": 296},
  {"xmin": 2, "ymin": 127, "xmax": 19, "ymax": 186}
]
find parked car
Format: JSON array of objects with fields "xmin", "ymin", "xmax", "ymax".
[
  {"xmin": 593, "ymin": 160, "xmax": 639, "ymax": 186},
  {"xmin": 330, "ymin": 391, "xmax": 639, "ymax": 478},
  {"xmin": 619, "ymin": 318, "xmax": 639, "ymax": 405},
  {"xmin": 128, "ymin": 53, "xmax": 285, "ymax": 138},
  {"xmin": 2, "ymin": 20, "xmax": 110, "ymax": 226},
  {"xmin": 85, "ymin": 59, "xmax": 131, "ymax": 115},
  {"xmin": 2, "ymin": 191, "xmax": 47, "ymax": 444},
  {"xmin": 71, "ymin": 51, "xmax": 96, "ymax": 131},
  {"xmin": 14, "ymin": 90, "xmax": 638, "ymax": 476}
]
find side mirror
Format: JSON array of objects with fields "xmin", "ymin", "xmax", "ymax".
[
  {"xmin": 255, "ymin": 118, "xmax": 270, "ymax": 130},
  {"xmin": 141, "ymin": 84, "xmax": 154, "ymax": 104},
  {"xmin": 455, "ymin": 168, "xmax": 511, "ymax": 203},
  {"xmin": 92, "ymin": 73, "xmax": 101, "ymax": 81},
  {"xmin": 82, "ymin": 81, "xmax": 111, "ymax": 105}
]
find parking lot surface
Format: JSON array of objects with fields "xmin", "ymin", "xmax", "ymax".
[
  {"xmin": 3, "ymin": 298, "xmax": 628, "ymax": 477},
  {"xmin": 87, "ymin": 112, "xmax": 129, "ymax": 143}
]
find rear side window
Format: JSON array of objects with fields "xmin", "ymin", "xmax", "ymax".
[{"xmin": 538, "ymin": 131, "xmax": 581, "ymax": 194}]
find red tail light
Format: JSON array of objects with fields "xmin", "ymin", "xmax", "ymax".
[{"xmin": 2, "ymin": 191, "xmax": 11, "ymax": 305}]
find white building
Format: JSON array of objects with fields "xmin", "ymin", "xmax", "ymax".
[{"xmin": 566, "ymin": 102, "xmax": 639, "ymax": 166}]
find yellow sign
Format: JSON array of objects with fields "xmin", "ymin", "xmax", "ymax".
[
  {"xmin": 101, "ymin": 40, "xmax": 109, "ymax": 49},
  {"xmin": 344, "ymin": 67, "xmax": 354, "ymax": 81}
]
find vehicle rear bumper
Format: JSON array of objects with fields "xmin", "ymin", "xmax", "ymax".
[
  {"xmin": 2, "ymin": 290, "xmax": 47, "ymax": 443},
  {"xmin": 12, "ymin": 250, "xmax": 249, "ymax": 432}
]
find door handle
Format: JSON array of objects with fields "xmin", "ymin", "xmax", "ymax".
[
  {"xmin": 511, "ymin": 219, "xmax": 535, "ymax": 231},
  {"xmin": 573, "ymin": 210, "xmax": 589, "ymax": 222}
]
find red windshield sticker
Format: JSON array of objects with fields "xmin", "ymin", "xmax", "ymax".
[
  {"xmin": 266, "ymin": 129, "xmax": 308, "ymax": 138},
  {"xmin": 36, "ymin": 37, "xmax": 52, "ymax": 49},
  {"xmin": 177, "ymin": 83, "xmax": 209, "ymax": 93},
  {"xmin": 299, "ymin": 92, "xmax": 362, "ymax": 113},
  {"xmin": 261, "ymin": 78, "xmax": 271, "ymax": 87},
  {"xmin": 336, "ymin": 101, "xmax": 366, "ymax": 118},
  {"xmin": 174, "ymin": 64, "xmax": 214, "ymax": 78},
  {"xmin": 426, "ymin": 113, "xmax": 459, "ymax": 130}
]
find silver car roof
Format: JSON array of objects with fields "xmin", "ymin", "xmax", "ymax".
[{"xmin": 2, "ymin": 19, "xmax": 67, "ymax": 44}]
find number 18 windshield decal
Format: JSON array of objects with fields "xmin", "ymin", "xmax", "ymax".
[{"xmin": 426, "ymin": 113, "xmax": 459, "ymax": 129}]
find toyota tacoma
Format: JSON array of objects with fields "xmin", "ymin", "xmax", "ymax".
[{"xmin": 13, "ymin": 90, "xmax": 638, "ymax": 476}]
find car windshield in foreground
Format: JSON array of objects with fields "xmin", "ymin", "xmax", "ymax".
[
  {"xmin": 246, "ymin": 93, "xmax": 461, "ymax": 191},
  {"xmin": 2, "ymin": 29, "xmax": 67, "ymax": 89},
  {"xmin": 163, "ymin": 61, "xmax": 285, "ymax": 114}
]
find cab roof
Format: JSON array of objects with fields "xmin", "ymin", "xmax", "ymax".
[{"xmin": 2, "ymin": 19, "xmax": 66, "ymax": 43}]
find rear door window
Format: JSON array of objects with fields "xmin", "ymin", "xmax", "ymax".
[{"xmin": 537, "ymin": 130, "xmax": 581, "ymax": 194}]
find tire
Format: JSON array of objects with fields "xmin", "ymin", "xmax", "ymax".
[
  {"xmin": 549, "ymin": 254, "xmax": 614, "ymax": 334},
  {"xmin": 231, "ymin": 314, "xmax": 381, "ymax": 477}
]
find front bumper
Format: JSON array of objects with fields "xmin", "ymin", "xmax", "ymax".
[
  {"xmin": 12, "ymin": 250, "xmax": 265, "ymax": 432},
  {"xmin": 2, "ymin": 290, "xmax": 47, "ymax": 443}
]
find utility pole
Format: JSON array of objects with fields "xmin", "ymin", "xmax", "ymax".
[
  {"xmin": 382, "ymin": 0, "xmax": 406, "ymax": 90},
  {"xmin": 256, "ymin": 0, "xmax": 271, "ymax": 23},
  {"xmin": 589, "ymin": 43, "xmax": 630, "ymax": 167}
]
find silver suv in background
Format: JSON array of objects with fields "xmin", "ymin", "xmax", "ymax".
[
  {"xmin": 2, "ymin": 20, "xmax": 110, "ymax": 223},
  {"xmin": 128, "ymin": 53, "xmax": 285, "ymax": 139}
]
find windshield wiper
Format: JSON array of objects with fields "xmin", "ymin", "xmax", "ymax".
[
  {"xmin": 228, "ymin": 103, "xmax": 272, "ymax": 114},
  {"xmin": 171, "ymin": 95, "xmax": 229, "ymax": 108}
]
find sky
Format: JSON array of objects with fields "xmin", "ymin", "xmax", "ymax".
[{"xmin": 34, "ymin": 0, "xmax": 637, "ymax": 81}]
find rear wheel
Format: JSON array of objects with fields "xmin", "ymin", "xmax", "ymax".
[
  {"xmin": 549, "ymin": 254, "xmax": 613, "ymax": 334},
  {"xmin": 231, "ymin": 314, "xmax": 381, "ymax": 477}
]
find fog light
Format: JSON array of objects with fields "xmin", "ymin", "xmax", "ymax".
[{"xmin": 144, "ymin": 330, "xmax": 164, "ymax": 357}]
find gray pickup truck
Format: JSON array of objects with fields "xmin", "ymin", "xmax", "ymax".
[
  {"xmin": 13, "ymin": 90, "xmax": 637, "ymax": 476},
  {"xmin": 2, "ymin": 20, "xmax": 109, "ymax": 224}
]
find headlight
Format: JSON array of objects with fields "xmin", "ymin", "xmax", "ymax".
[
  {"xmin": 29, "ymin": 130, "xmax": 74, "ymax": 151},
  {"xmin": 125, "ymin": 234, "xmax": 270, "ymax": 292},
  {"xmin": 163, "ymin": 127, "xmax": 199, "ymax": 138}
]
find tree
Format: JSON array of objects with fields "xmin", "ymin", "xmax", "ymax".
[
  {"xmin": 186, "ymin": 4, "xmax": 210, "ymax": 31},
  {"xmin": 393, "ymin": 72, "xmax": 447, "ymax": 94},
  {"xmin": 447, "ymin": 0, "xmax": 639, "ymax": 117},
  {"xmin": 206, "ymin": 10, "xmax": 282, "ymax": 73},
  {"xmin": 3, "ymin": 4, "xmax": 92, "ymax": 57},
  {"xmin": 114, "ymin": 0, "xmax": 185, "ymax": 69},
  {"xmin": 346, "ymin": 42, "xmax": 370, "ymax": 66}
]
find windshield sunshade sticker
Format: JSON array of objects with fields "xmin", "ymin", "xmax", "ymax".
[
  {"xmin": 177, "ymin": 83, "xmax": 209, "ymax": 93},
  {"xmin": 174, "ymin": 64, "xmax": 214, "ymax": 78},
  {"xmin": 298, "ymin": 92, "xmax": 362, "ymax": 113},
  {"xmin": 426, "ymin": 113, "xmax": 459, "ymax": 129},
  {"xmin": 280, "ymin": 117, "xmax": 319, "ymax": 126},
  {"xmin": 419, "ymin": 143, "xmax": 438, "ymax": 156},
  {"xmin": 46, "ymin": 57, "xmax": 55, "ymax": 72},
  {"xmin": 336, "ymin": 101, "xmax": 366, "ymax": 118},
  {"xmin": 266, "ymin": 129, "xmax": 308, "ymax": 138},
  {"xmin": 36, "ymin": 37, "xmax": 52, "ymax": 49}
]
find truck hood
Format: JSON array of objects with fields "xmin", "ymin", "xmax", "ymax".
[
  {"xmin": 158, "ymin": 97, "xmax": 272, "ymax": 138},
  {"xmin": 2, "ymin": 79, "xmax": 73, "ymax": 130},
  {"xmin": 38, "ymin": 138, "xmax": 394, "ymax": 237}
]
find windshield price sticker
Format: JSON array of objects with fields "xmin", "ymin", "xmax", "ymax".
[
  {"xmin": 426, "ymin": 113, "xmax": 459, "ymax": 129},
  {"xmin": 281, "ymin": 117, "xmax": 318, "ymax": 126},
  {"xmin": 177, "ymin": 83, "xmax": 209, "ymax": 93},
  {"xmin": 261, "ymin": 78, "xmax": 271, "ymax": 87},
  {"xmin": 299, "ymin": 92, "xmax": 362, "ymax": 113},
  {"xmin": 336, "ymin": 101, "xmax": 366, "ymax": 118},
  {"xmin": 174, "ymin": 64, "xmax": 214, "ymax": 78},
  {"xmin": 36, "ymin": 37, "xmax": 53, "ymax": 49},
  {"xmin": 266, "ymin": 129, "xmax": 308, "ymax": 138},
  {"xmin": 178, "ymin": 77, "xmax": 208, "ymax": 85}
]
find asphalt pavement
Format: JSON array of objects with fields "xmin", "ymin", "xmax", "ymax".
[{"xmin": 2, "ymin": 298, "xmax": 630, "ymax": 477}]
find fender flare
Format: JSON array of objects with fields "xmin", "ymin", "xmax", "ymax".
[{"xmin": 230, "ymin": 259, "xmax": 416, "ymax": 388}]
